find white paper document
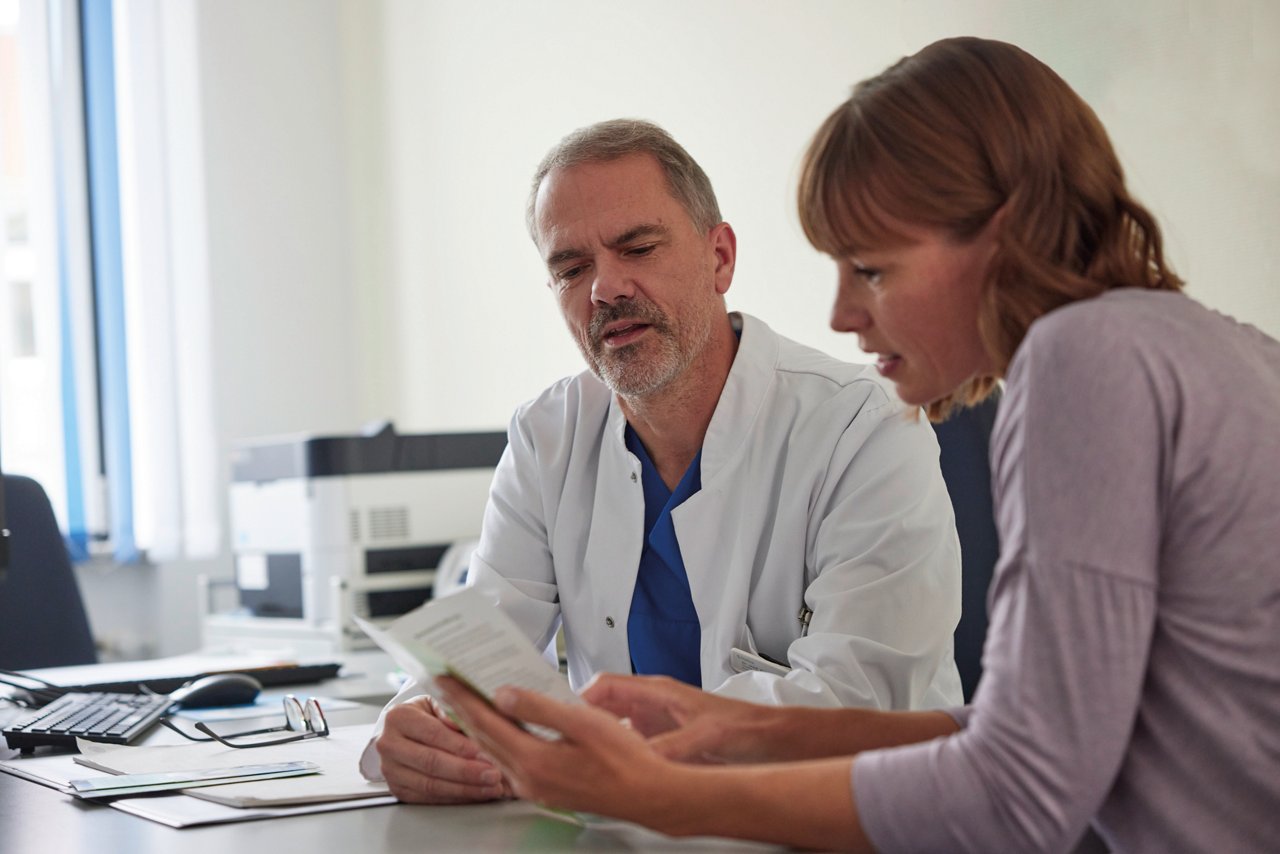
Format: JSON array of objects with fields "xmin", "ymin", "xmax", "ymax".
[
  {"xmin": 73, "ymin": 724, "xmax": 390, "ymax": 807},
  {"xmin": 69, "ymin": 760, "xmax": 321, "ymax": 798},
  {"xmin": 0, "ymin": 751, "xmax": 83, "ymax": 791},
  {"xmin": 109, "ymin": 791, "xmax": 398, "ymax": 828},
  {"xmin": 0, "ymin": 736, "xmax": 396, "ymax": 829},
  {"xmin": 354, "ymin": 587, "xmax": 578, "ymax": 710}
]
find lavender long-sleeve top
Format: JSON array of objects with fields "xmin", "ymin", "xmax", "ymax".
[{"xmin": 854, "ymin": 290, "xmax": 1280, "ymax": 853}]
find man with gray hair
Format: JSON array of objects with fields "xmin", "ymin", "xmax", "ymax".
[{"xmin": 362, "ymin": 119, "xmax": 963, "ymax": 804}]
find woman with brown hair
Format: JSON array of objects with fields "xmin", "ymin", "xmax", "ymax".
[{"xmin": 437, "ymin": 37, "xmax": 1280, "ymax": 852}]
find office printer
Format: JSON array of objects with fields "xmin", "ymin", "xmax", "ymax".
[{"xmin": 203, "ymin": 423, "xmax": 506, "ymax": 655}]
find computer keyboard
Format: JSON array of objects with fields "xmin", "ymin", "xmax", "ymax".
[{"xmin": 2, "ymin": 691, "xmax": 172, "ymax": 753}]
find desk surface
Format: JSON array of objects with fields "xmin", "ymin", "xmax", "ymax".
[
  {"xmin": 0, "ymin": 658, "xmax": 773, "ymax": 853},
  {"xmin": 0, "ymin": 771, "xmax": 595, "ymax": 852}
]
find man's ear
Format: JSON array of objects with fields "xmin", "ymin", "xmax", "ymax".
[{"xmin": 709, "ymin": 222, "xmax": 737, "ymax": 295}]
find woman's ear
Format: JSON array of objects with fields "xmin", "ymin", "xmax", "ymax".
[{"xmin": 984, "ymin": 201, "xmax": 1011, "ymax": 241}]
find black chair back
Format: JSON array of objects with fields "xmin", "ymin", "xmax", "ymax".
[
  {"xmin": 932, "ymin": 395, "xmax": 1000, "ymax": 702},
  {"xmin": 0, "ymin": 475, "xmax": 97, "ymax": 669}
]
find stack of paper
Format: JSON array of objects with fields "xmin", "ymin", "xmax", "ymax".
[
  {"xmin": 1, "ymin": 723, "xmax": 397, "ymax": 828},
  {"xmin": 69, "ymin": 761, "xmax": 321, "ymax": 799},
  {"xmin": 75, "ymin": 724, "xmax": 389, "ymax": 807}
]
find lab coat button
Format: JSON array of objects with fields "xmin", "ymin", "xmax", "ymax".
[
  {"xmin": 630, "ymin": 472, "xmax": 638, "ymax": 483},
  {"xmin": 605, "ymin": 616, "xmax": 615, "ymax": 628}
]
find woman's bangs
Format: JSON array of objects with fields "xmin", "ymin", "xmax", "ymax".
[{"xmin": 800, "ymin": 111, "xmax": 913, "ymax": 257}]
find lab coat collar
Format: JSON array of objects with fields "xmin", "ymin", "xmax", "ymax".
[{"xmin": 604, "ymin": 312, "xmax": 779, "ymax": 485}]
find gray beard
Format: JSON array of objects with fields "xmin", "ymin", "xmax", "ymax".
[
  {"xmin": 583, "ymin": 300, "xmax": 696, "ymax": 398},
  {"xmin": 594, "ymin": 332, "xmax": 686, "ymax": 397}
]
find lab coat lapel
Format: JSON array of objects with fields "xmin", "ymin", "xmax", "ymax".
[
  {"xmin": 578, "ymin": 398, "xmax": 644, "ymax": 672},
  {"xmin": 672, "ymin": 313, "xmax": 779, "ymax": 687},
  {"xmin": 671, "ymin": 486, "xmax": 739, "ymax": 687}
]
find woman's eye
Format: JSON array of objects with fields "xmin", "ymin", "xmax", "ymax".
[{"xmin": 853, "ymin": 264, "xmax": 883, "ymax": 287}]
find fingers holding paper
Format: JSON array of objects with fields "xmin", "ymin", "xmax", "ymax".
[
  {"xmin": 436, "ymin": 676, "xmax": 669, "ymax": 820},
  {"xmin": 376, "ymin": 695, "xmax": 511, "ymax": 804},
  {"xmin": 439, "ymin": 676, "xmax": 870, "ymax": 848}
]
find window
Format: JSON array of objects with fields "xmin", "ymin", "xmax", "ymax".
[
  {"xmin": 0, "ymin": 0, "xmax": 219, "ymax": 563},
  {"xmin": 1, "ymin": 0, "xmax": 103, "ymax": 558}
]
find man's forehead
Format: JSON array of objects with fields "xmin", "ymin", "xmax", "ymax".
[
  {"xmin": 537, "ymin": 156, "xmax": 667, "ymax": 211},
  {"xmin": 533, "ymin": 156, "xmax": 688, "ymax": 255}
]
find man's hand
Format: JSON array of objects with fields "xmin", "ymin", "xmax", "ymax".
[
  {"xmin": 375, "ymin": 695, "xmax": 511, "ymax": 804},
  {"xmin": 581, "ymin": 673, "xmax": 784, "ymax": 764}
]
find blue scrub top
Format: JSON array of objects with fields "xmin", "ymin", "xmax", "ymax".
[{"xmin": 625, "ymin": 426, "xmax": 703, "ymax": 686}]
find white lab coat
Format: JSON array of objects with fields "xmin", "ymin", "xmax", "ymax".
[{"xmin": 360, "ymin": 313, "xmax": 961, "ymax": 779}]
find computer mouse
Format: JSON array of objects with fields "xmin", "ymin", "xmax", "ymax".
[
  {"xmin": 4, "ymin": 687, "xmax": 37, "ymax": 708},
  {"xmin": 168, "ymin": 673, "xmax": 263, "ymax": 709}
]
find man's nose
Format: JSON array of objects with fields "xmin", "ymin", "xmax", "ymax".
[{"xmin": 590, "ymin": 257, "xmax": 636, "ymax": 305}]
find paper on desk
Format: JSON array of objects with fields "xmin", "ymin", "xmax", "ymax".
[
  {"xmin": 354, "ymin": 587, "xmax": 579, "ymax": 712},
  {"xmin": 110, "ymin": 791, "xmax": 398, "ymax": 828},
  {"xmin": 68, "ymin": 760, "xmax": 320, "ymax": 798},
  {"xmin": 0, "ymin": 751, "xmax": 83, "ymax": 791},
  {"xmin": 73, "ymin": 724, "xmax": 389, "ymax": 807},
  {"xmin": 0, "ymin": 749, "xmax": 395, "ymax": 828}
]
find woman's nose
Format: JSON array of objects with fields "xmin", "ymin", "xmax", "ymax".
[{"xmin": 830, "ymin": 285, "xmax": 871, "ymax": 333}]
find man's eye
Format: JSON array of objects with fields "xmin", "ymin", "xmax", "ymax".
[
  {"xmin": 557, "ymin": 265, "xmax": 586, "ymax": 282},
  {"xmin": 625, "ymin": 244, "xmax": 656, "ymax": 257}
]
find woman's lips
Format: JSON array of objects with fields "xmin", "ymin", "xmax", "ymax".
[{"xmin": 875, "ymin": 354, "xmax": 903, "ymax": 376}]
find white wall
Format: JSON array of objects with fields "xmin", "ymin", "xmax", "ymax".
[
  {"xmin": 99, "ymin": 0, "xmax": 1278, "ymax": 656},
  {"xmin": 197, "ymin": 2, "xmax": 365, "ymax": 440},
  {"xmin": 371, "ymin": 0, "xmax": 1280, "ymax": 432}
]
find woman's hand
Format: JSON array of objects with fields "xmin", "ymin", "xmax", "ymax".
[
  {"xmin": 580, "ymin": 672, "xmax": 787, "ymax": 764},
  {"xmin": 437, "ymin": 675, "xmax": 874, "ymax": 849},
  {"xmin": 583, "ymin": 672, "xmax": 961, "ymax": 764},
  {"xmin": 435, "ymin": 676, "xmax": 676, "ymax": 824}
]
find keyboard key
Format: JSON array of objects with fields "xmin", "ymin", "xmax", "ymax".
[{"xmin": 2, "ymin": 691, "xmax": 172, "ymax": 753}]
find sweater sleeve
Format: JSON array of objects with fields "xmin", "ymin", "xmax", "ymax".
[
  {"xmin": 851, "ymin": 317, "xmax": 1165, "ymax": 852},
  {"xmin": 854, "ymin": 564, "xmax": 1155, "ymax": 852}
]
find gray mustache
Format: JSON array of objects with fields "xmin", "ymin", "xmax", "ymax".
[{"xmin": 588, "ymin": 302, "xmax": 669, "ymax": 343}]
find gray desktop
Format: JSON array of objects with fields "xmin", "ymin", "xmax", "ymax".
[{"xmin": 0, "ymin": 655, "xmax": 769, "ymax": 852}]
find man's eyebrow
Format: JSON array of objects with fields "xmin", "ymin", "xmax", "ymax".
[
  {"xmin": 545, "ymin": 224, "xmax": 669, "ymax": 269},
  {"xmin": 606, "ymin": 224, "xmax": 668, "ymax": 249},
  {"xmin": 546, "ymin": 245, "xmax": 587, "ymax": 269}
]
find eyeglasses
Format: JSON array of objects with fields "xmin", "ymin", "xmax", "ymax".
[{"xmin": 160, "ymin": 695, "xmax": 329, "ymax": 749}]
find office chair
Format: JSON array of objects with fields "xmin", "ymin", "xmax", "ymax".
[
  {"xmin": 0, "ymin": 475, "xmax": 98, "ymax": 669},
  {"xmin": 931, "ymin": 393, "xmax": 1001, "ymax": 703}
]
